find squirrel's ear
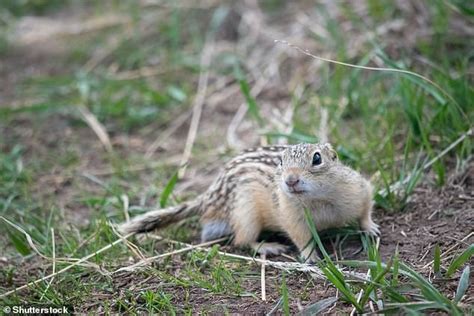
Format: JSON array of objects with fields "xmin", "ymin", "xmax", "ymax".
[{"xmin": 324, "ymin": 143, "xmax": 338, "ymax": 161}]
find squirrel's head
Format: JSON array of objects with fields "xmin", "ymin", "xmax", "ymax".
[{"xmin": 278, "ymin": 143, "xmax": 338, "ymax": 197}]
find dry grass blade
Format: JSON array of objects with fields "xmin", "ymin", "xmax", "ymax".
[
  {"xmin": 145, "ymin": 110, "xmax": 193, "ymax": 159},
  {"xmin": 227, "ymin": 103, "xmax": 249, "ymax": 149},
  {"xmin": 140, "ymin": 0, "xmax": 220, "ymax": 9},
  {"xmin": 77, "ymin": 105, "xmax": 113, "ymax": 154},
  {"xmin": 121, "ymin": 194, "xmax": 130, "ymax": 223},
  {"xmin": 0, "ymin": 233, "xmax": 133, "ymax": 299},
  {"xmin": 113, "ymin": 236, "xmax": 227, "ymax": 273},
  {"xmin": 422, "ymin": 232, "xmax": 474, "ymax": 269},
  {"xmin": 274, "ymin": 39, "xmax": 461, "ymax": 110},
  {"xmin": 109, "ymin": 66, "xmax": 166, "ymax": 81},
  {"xmin": 422, "ymin": 128, "xmax": 472, "ymax": 171},
  {"xmin": 1, "ymin": 216, "xmax": 49, "ymax": 260},
  {"xmin": 178, "ymin": 40, "xmax": 214, "ymax": 178},
  {"xmin": 40, "ymin": 228, "xmax": 56, "ymax": 301},
  {"xmin": 15, "ymin": 14, "xmax": 130, "ymax": 45},
  {"xmin": 275, "ymin": 39, "xmax": 421, "ymax": 76},
  {"xmin": 318, "ymin": 107, "xmax": 329, "ymax": 144},
  {"xmin": 110, "ymin": 223, "xmax": 146, "ymax": 261},
  {"xmin": 142, "ymin": 234, "xmax": 367, "ymax": 281},
  {"xmin": 378, "ymin": 128, "xmax": 473, "ymax": 196},
  {"xmin": 0, "ymin": 217, "xmax": 104, "ymax": 275}
]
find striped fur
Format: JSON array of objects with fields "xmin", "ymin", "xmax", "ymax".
[
  {"xmin": 119, "ymin": 145, "xmax": 287, "ymax": 235},
  {"xmin": 119, "ymin": 143, "xmax": 378, "ymax": 260}
]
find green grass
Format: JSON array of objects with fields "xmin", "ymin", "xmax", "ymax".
[
  {"xmin": 0, "ymin": 0, "xmax": 472, "ymax": 314},
  {"xmin": 304, "ymin": 208, "xmax": 470, "ymax": 314}
]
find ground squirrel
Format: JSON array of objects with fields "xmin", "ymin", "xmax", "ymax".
[{"xmin": 119, "ymin": 143, "xmax": 379, "ymax": 262}]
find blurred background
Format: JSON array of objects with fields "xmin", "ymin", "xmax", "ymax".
[
  {"xmin": 1, "ymin": 0, "xmax": 472, "ymax": 207},
  {"xmin": 1, "ymin": 0, "xmax": 472, "ymax": 179},
  {"xmin": 0, "ymin": 0, "xmax": 472, "ymax": 313}
]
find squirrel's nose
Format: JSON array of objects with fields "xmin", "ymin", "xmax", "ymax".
[{"xmin": 285, "ymin": 175, "xmax": 300, "ymax": 187}]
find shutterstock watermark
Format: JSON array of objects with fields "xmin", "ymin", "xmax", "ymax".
[{"xmin": 2, "ymin": 305, "xmax": 71, "ymax": 314}]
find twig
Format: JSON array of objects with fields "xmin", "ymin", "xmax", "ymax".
[{"xmin": 77, "ymin": 105, "xmax": 113, "ymax": 154}]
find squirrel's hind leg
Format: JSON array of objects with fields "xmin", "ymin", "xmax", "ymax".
[{"xmin": 201, "ymin": 220, "xmax": 232, "ymax": 242}]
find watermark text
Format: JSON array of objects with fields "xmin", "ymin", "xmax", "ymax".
[{"xmin": 3, "ymin": 305, "xmax": 71, "ymax": 314}]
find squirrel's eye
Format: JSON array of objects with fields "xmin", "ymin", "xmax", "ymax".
[{"xmin": 312, "ymin": 153, "xmax": 322, "ymax": 166}]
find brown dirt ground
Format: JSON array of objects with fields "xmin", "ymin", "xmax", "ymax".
[
  {"xmin": 1, "ymin": 98, "xmax": 472, "ymax": 313},
  {"xmin": 1, "ymin": 165, "xmax": 472, "ymax": 314}
]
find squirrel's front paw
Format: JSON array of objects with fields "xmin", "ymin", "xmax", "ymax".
[
  {"xmin": 365, "ymin": 222, "xmax": 380, "ymax": 237},
  {"xmin": 300, "ymin": 248, "xmax": 319, "ymax": 264},
  {"xmin": 251, "ymin": 242, "xmax": 289, "ymax": 256},
  {"xmin": 361, "ymin": 218, "xmax": 380, "ymax": 237}
]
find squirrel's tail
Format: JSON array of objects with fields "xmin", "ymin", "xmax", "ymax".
[{"xmin": 118, "ymin": 199, "xmax": 202, "ymax": 235}]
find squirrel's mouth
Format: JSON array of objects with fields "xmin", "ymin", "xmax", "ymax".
[
  {"xmin": 280, "ymin": 181, "xmax": 307, "ymax": 195},
  {"xmin": 287, "ymin": 187, "xmax": 306, "ymax": 195}
]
